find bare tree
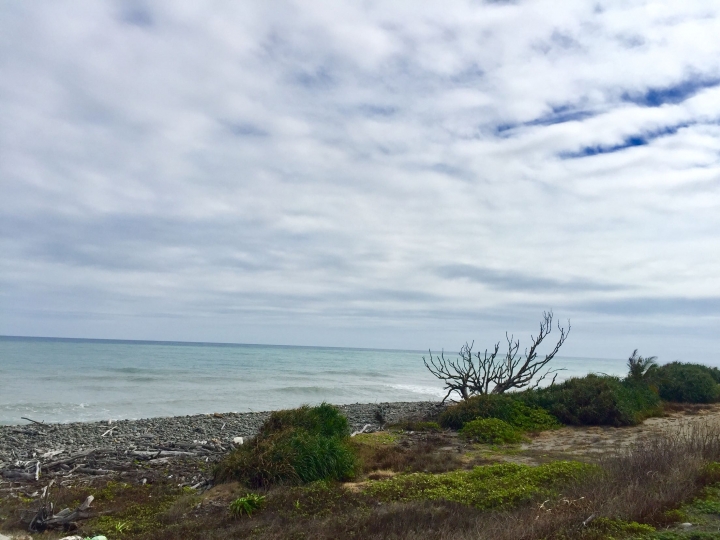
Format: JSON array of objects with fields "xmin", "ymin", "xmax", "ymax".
[{"xmin": 424, "ymin": 311, "xmax": 570, "ymax": 402}]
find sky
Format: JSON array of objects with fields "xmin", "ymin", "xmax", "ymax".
[{"xmin": 1, "ymin": 1, "xmax": 720, "ymax": 361}]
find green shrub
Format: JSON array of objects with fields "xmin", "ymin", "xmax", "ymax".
[
  {"xmin": 364, "ymin": 461, "xmax": 596, "ymax": 509},
  {"xmin": 439, "ymin": 393, "xmax": 559, "ymax": 431},
  {"xmin": 585, "ymin": 517, "xmax": 655, "ymax": 536},
  {"xmin": 519, "ymin": 374, "xmax": 661, "ymax": 427},
  {"xmin": 460, "ymin": 418, "xmax": 525, "ymax": 444},
  {"xmin": 215, "ymin": 403, "xmax": 358, "ymax": 487},
  {"xmin": 259, "ymin": 402, "xmax": 351, "ymax": 438},
  {"xmin": 651, "ymin": 362, "xmax": 720, "ymax": 403},
  {"xmin": 229, "ymin": 493, "xmax": 265, "ymax": 518}
]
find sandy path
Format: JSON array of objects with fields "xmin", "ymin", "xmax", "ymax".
[{"xmin": 512, "ymin": 403, "xmax": 720, "ymax": 463}]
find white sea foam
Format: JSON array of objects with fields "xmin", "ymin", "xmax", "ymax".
[{"xmin": 385, "ymin": 384, "xmax": 446, "ymax": 398}]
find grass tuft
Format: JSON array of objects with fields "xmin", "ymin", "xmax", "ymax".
[
  {"xmin": 229, "ymin": 493, "xmax": 266, "ymax": 518},
  {"xmin": 215, "ymin": 403, "xmax": 358, "ymax": 487}
]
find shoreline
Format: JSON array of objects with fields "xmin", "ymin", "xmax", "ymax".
[{"xmin": 0, "ymin": 401, "xmax": 443, "ymax": 486}]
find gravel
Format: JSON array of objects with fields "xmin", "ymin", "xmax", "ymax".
[{"xmin": 0, "ymin": 401, "xmax": 444, "ymax": 483}]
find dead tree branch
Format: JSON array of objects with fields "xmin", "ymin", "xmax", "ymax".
[{"xmin": 424, "ymin": 311, "xmax": 570, "ymax": 401}]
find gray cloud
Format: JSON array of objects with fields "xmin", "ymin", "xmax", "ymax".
[
  {"xmin": 2, "ymin": 1, "xmax": 720, "ymax": 360},
  {"xmin": 437, "ymin": 264, "xmax": 625, "ymax": 293}
]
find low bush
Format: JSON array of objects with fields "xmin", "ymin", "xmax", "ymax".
[
  {"xmin": 460, "ymin": 418, "xmax": 525, "ymax": 444},
  {"xmin": 650, "ymin": 362, "xmax": 720, "ymax": 403},
  {"xmin": 584, "ymin": 517, "xmax": 655, "ymax": 537},
  {"xmin": 258, "ymin": 402, "xmax": 350, "ymax": 438},
  {"xmin": 364, "ymin": 461, "xmax": 595, "ymax": 509},
  {"xmin": 518, "ymin": 374, "xmax": 662, "ymax": 427},
  {"xmin": 229, "ymin": 493, "xmax": 266, "ymax": 518},
  {"xmin": 438, "ymin": 393, "xmax": 559, "ymax": 431},
  {"xmin": 215, "ymin": 403, "xmax": 358, "ymax": 487}
]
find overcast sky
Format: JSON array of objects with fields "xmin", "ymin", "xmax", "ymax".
[{"xmin": 1, "ymin": 1, "xmax": 720, "ymax": 361}]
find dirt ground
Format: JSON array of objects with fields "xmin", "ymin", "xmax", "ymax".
[
  {"xmin": 508, "ymin": 402, "xmax": 720, "ymax": 464},
  {"xmin": 373, "ymin": 403, "xmax": 720, "ymax": 472}
]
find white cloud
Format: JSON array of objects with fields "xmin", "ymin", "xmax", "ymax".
[{"xmin": 2, "ymin": 0, "xmax": 720, "ymax": 359}]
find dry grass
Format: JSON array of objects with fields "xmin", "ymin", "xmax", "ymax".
[{"xmin": 352, "ymin": 432, "xmax": 466, "ymax": 475}]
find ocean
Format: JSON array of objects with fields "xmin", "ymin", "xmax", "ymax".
[{"xmin": 0, "ymin": 336, "xmax": 627, "ymax": 425}]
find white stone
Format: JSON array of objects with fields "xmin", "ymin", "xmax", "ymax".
[
  {"xmin": 233, "ymin": 436, "xmax": 244, "ymax": 445},
  {"xmin": 679, "ymin": 522, "xmax": 693, "ymax": 528}
]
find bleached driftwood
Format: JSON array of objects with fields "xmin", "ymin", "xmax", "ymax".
[
  {"xmin": 29, "ymin": 479, "xmax": 95, "ymax": 532},
  {"xmin": 351, "ymin": 424, "xmax": 373, "ymax": 437}
]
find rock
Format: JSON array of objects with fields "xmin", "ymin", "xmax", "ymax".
[
  {"xmin": 679, "ymin": 522, "xmax": 693, "ymax": 528},
  {"xmin": 58, "ymin": 536, "xmax": 84, "ymax": 540},
  {"xmin": 233, "ymin": 436, "xmax": 244, "ymax": 445}
]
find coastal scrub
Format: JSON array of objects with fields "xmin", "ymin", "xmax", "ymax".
[
  {"xmin": 459, "ymin": 418, "xmax": 526, "ymax": 444},
  {"xmin": 364, "ymin": 461, "xmax": 595, "ymax": 509},
  {"xmin": 519, "ymin": 374, "xmax": 662, "ymax": 426},
  {"xmin": 439, "ymin": 393, "xmax": 559, "ymax": 431},
  {"xmin": 215, "ymin": 403, "xmax": 358, "ymax": 486}
]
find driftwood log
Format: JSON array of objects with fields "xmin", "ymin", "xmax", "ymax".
[{"xmin": 28, "ymin": 479, "xmax": 96, "ymax": 531}]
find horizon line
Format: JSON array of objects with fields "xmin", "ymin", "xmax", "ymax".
[{"xmin": 0, "ymin": 334, "xmax": 620, "ymax": 361}]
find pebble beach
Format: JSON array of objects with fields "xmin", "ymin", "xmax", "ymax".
[{"xmin": 0, "ymin": 401, "xmax": 443, "ymax": 490}]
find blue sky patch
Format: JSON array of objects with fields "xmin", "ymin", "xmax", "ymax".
[
  {"xmin": 560, "ymin": 122, "xmax": 694, "ymax": 158},
  {"xmin": 623, "ymin": 76, "xmax": 720, "ymax": 107}
]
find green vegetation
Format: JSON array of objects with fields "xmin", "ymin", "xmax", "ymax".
[
  {"xmin": 650, "ymin": 362, "xmax": 720, "ymax": 404},
  {"xmin": 85, "ymin": 481, "xmax": 190, "ymax": 537},
  {"xmin": 519, "ymin": 374, "xmax": 662, "ymax": 426},
  {"xmin": 439, "ymin": 393, "xmax": 560, "ymax": 430},
  {"xmin": 583, "ymin": 517, "xmax": 656, "ymax": 538},
  {"xmin": 351, "ymin": 431, "xmax": 399, "ymax": 446},
  {"xmin": 229, "ymin": 493, "xmax": 266, "ymax": 518},
  {"xmin": 459, "ymin": 418, "xmax": 526, "ymax": 444},
  {"xmin": 627, "ymin": 349, "xmax": 658, "ymax": 382},
  {"xmin": 365, "ymin": 461, "xmax": 595, "ymax": 509},
  {"xmin": 215, "ymin": 403, "xmax": 358, "ymax": 486}
]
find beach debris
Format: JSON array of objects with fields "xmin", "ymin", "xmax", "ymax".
[
  {"xmin": 351, "ymin": 424, "xmax": 373, "ymax": 437},
  {"xmin": 59, "ymin": 536, "xmax": 107, "ymax": 540},
  {"xmin": 41, "ymin": 449, "xmax": 65, "ymax": 459},
  {"xmin": 2, "ymin": 470, "xmax": 37, "ymax": 482},
  {"xmin": 29, "ymin": 487, "xmax": 94, "ymax": 531},
  {"xmin": 20, "ymin": 417, "xmax": 46, "ymax": 426},
  {"xmin": 1, "ymin": 401, "xmax": 439, "ymax": 496}
]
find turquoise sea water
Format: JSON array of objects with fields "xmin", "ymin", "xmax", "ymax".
[{"xmin": 0, "ymin": 336, "xmax": 627, "ymax": 425}]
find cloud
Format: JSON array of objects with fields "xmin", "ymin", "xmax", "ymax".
[
  {"xmin": 1, "ymin": 0, "xmax": 720, "ymax": 359},
  {"xmin": 437, "ymin": 264, "xmax": 625, "ymax": 293}
]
